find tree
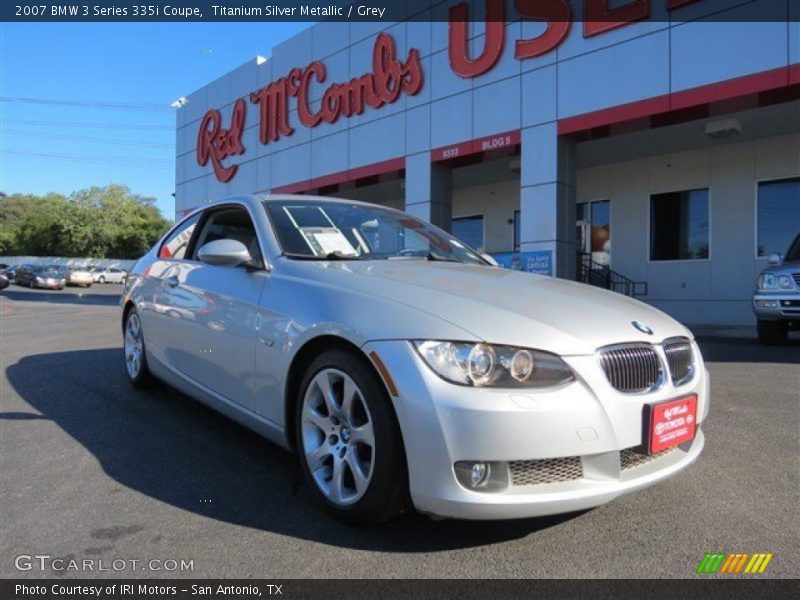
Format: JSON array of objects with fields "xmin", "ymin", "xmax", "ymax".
[{"xmin": 0, "ymin": 185, "xmax": 171, "ymax": 259}]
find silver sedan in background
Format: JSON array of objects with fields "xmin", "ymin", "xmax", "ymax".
[{"xmin": 121, "ymin": 195, "xmax": 708, "ymax": 523}]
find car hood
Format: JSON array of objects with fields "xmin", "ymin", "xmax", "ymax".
[
  {"xmin": 289, "ymin": 260, "xmax": 691, "ymax": 356},
  {"xmin": 760, "ymin": 259, "xmax": 800, "ymax": 275}
]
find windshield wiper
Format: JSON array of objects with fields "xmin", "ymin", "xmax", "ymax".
[
  {"xmin": 283, "ymin": 252, "xmax": 365, "ymax": 261},
  {"xmin": 425, "ymin": 252, "xmax": 463, "ymax": 263}
]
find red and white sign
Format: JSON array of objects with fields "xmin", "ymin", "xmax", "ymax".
[
  {"xmin": 648, "ymin": 394, "xmax": 697, "ymax": 454},
  {"xmin": 196, "ymin": 0, "xmax": 711, "ymax": 182},
  {"xmin": 197, "ymin": 32, "xmax": 422, "ymax": 182}
]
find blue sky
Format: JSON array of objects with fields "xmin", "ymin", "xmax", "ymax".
[{"xmin": 0, "ymin": 22, "xmax": 311, "ymax": 220}]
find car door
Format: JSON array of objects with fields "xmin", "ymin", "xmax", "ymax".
[
  {"xmin": 109, "ymin": 267, "xmax": 124, "ymax": 283},
  {"xmin": 141, "ymin": 213, "xmax": 210, "ymax": 379},
  {"xmin": 157, "ymin": 204, "xmax": 267, "ymax": 411}
]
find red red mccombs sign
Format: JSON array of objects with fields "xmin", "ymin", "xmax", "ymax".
[
  {"xmin": 197, "ymin": 0, "xmax": 706, "ymax": 182},
  {"xmin": 198, "ymin": 33, "xmax": 422, "ymax": 182}
]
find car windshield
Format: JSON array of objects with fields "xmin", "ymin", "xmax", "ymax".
[
  {"xmin": 36, "ymin": 266, "xmax": 64, "ymax": 275},
  {"xmin": 784, "ymin": 234, "xmax": 800, "ymax": 262},
  {"xmin": 264, "ymin": 200, "xmax": 487, "ymax": 264}
]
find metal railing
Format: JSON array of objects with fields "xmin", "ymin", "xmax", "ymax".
[{"xmin": 577, "ymin": 253, "xmax": 648, "ymax": 298}]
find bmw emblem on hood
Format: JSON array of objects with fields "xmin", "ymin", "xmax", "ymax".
[{"xmin": 632, "ymin": 321, "xmax": 654, "ymax": 335}]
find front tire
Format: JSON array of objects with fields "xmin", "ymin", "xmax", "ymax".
[
  {"xmin": 99, "ymin": 276, "xmax": 106, "ymax": 283},
  {"xmin": 296, "ymin": 349, "xmax": 409, "ymax": 524},
  {"xmin": 757, "ymin": 319, "xmax": 788, "ymax": 345},
  {"xmin": 124, "ymin": 308, "xmax": 156, "ymax": 387}
]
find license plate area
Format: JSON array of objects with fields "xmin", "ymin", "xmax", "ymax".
[{"xmin": 642, "ymin": 394, "xmax": 697, "ymax": 455}]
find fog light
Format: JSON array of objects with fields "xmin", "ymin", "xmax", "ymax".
[
  {"xmin": 756, "ymin": 300, "xmax": 779, "ymax": 308},
  {"xmin": 470, "ymin": 462, "xmax": 490, "ymax": 487},
  {"xmin": 454, "ymin": 461, "xmax": 509, "ymax": 492}
]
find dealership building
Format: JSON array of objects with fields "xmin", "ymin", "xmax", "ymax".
[{"xmin": 174, "ymin": 0, "xmax": 800, "ymax": 325}]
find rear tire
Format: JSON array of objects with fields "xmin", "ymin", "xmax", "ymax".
[
  {"xmin": 123, "ymin": 307, "xmax": 156, "ymax": 388},
  {"xmin": 295, "ymin": 349, "xmax": 409, "ymax": 524},
  {"xmin": 99, "ymin": 276, "xmax": 106, "ymax": 283},
  {"xmin": 757, "ymin": 319, "xmax": 788, "ymax": 345}
]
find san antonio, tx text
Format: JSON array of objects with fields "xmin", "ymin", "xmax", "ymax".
[
  {"xmin": 212, "ymin": 4, "xmax": 387, "ymax": 17},
  {"xmin": 15, "ymin": 584, "xmax": 282, "ymax": 596}
]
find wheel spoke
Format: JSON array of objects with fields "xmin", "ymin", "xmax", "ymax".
[
  {"xmin": 302, "ymin": 403, "xmax": 330, "ymax": 433},
  {"xmin": 305, "ymin": 442, "xmax": 331, "ymax": 472},
  {"xmin": 329, "ymin": 457, "xmax": 346, "ymax": 503},
  {"xmin": 350, "ymin": 423, "xmax": 374, "ymax": 448},
  {"xmin": 346, "ymin": 453, "xmax": 369, "ymax": 495},
  {"xmin": 341, "ymin": 378, "xmax": 358, "ymax": 423},
  {"xmin": 320, "ymin": 372, "xmax": 341, "ymax": 418}
]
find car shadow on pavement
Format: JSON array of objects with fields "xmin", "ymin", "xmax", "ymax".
[
  {"xmin": 695, "ymin": 334, "xmax": 800, "ymax": 364},
  {"xmin": 1, "ymin": 289, "xmax": 121, "ymax": 306},
  {"xmin": 6, "ymin": 348, "xmax": 586, "ymax": 551}
]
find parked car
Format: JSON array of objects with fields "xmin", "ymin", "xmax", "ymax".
[
  {"xmin": 0, "ymin": 265, "xmax": 18, "ymax": 283},
  {"xmin": 753, "ymin": 232, "xmax": 800, "ymax": 344},
  {"xmin": 93, "ymin": 266, "xmax": 126, "ymax": 284},
  {"xmin": 66, "ymin": 266, "xmax": 94, "ymax": 287},
  {"xmin": 121, "ymin": 196, "xmax": 708, "ymax": 523},
  {"xmin": 0, "ymin": 273, "xmax": 8, "ymax": 291},
  {"xmin": 12, "ymin": 265, "xmax": 35, "ymax": 287},
  {"xmin": 16, "ymin": 265, "xmax": 67, "ymax": 289}
]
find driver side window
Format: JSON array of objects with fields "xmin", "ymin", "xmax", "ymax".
[{"xmin": 191, "ymin": 206, "xmax": 263, "ymax": 266}]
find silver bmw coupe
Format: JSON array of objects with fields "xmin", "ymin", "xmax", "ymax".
[{"xmin": 121, "ymin": 195, "xmax": 708, "ymax": 523}]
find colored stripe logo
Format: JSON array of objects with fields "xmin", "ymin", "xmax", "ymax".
[{"xmin": 697, "ymin": 552, "xmax": 774, "ymax": 574}]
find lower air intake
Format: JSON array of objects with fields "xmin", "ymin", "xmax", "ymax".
[{"xmin": 508, "ymin": 457, "xmax": 583, "ymax": 486}]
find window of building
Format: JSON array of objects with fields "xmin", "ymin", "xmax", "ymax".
[
  {"xmin": 577, "ymin": 200, "xmax": 611, "ymax": 265},
  {"xmin": 650, "ymin": 189, "xmax": 709, "ymax": 261},
  {"xmin": 159, "ymin": 212, "xmax": 201, "ymax": 259},
  {"xmin": 513, "ymin": 210, "xmax": 520, "ymax": 252},
  {"xmin": 757, "ymin": 177, "xmax": 800, "ymax": 257},
  {"xmin": 451, "ymin": 215, "xmax": 484, "ymax": 251}
]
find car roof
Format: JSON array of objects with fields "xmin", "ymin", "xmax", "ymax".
[{"xmin": 198, "ymin": 193, "xmax": 389, "ymax": 212}]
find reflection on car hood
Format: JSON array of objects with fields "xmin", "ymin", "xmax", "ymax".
[
  {"xmin": 291, "ymin": 260, "xmax": 692, "ymax": 356},
  {"xmin": 760, "ymin": 259, "xmax": 800, "ymax": 275}
]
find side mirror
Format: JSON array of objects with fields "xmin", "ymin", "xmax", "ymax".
[
  {"xmin": 481, "ymin": 253, "xmax": 499, "ymax": 267},
  {"xmin": 198, "ymin": 239, "xmax": 252, "ymax": 267},
  {"xmin": 767, "ymin": 253, "xmax": 782, "ymax": 266}
]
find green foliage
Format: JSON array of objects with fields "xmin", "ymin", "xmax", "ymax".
[{"xmin": 0, "ymin": 185, "xmax": 172, "ymax": 259}]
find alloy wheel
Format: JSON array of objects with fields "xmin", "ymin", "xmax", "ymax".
[
  {"xmin": 124, "ymin": 313, "xmax": 144, "ymax": 379},
  {"xmin": 301, "ymin": 368, "xmax": 375, "ymax": 506}
]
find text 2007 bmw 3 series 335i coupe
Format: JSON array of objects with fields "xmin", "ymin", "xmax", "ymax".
[{"xmin": 121, "ymin": 195, "xmax": 708, "ymax": 523}]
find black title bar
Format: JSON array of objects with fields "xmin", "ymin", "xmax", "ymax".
[{"xmin": 2, "ymin": 0, "xmax": 798, "ymax": 23}]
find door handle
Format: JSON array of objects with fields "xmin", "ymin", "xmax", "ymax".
[{"xmin": 165, "ymin": 276, "xmax": 179, "ymax": 288}]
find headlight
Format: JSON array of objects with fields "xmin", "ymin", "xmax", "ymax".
[
  {"xmin": 413, "ymin": 341, "xmax": 574, "ymax": 388},
  {"xmin": 758, "ymin": 273, "xmax": 793, "ymax": 290},
  {"xmin": 36, "ymin": 277, "xmax": 45, "ymax": 283}
]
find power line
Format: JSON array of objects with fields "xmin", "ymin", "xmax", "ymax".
[
  {"xmin": 2, "ymin": 128, "xmax": 174, "ymax": 149},
  {"xmin": 0, "ymin": 118, "xmax": 173, "ymax": 131},
  {"xmin": 1, "ymin": 150, "xmax": 172, "ymax": 170},
  {"xmin": 0, "ymin": 96, "xmax": 171, "ymax": 112}
]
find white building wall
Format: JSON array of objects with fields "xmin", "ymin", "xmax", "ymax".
[
  {"xmin": 452, "ymin": 179, "xmax": 520, "ymax": 254},
  {"xmin": 175, "ymin": 3, "xmax": 798, "ymax": 216},
  {"xmin": 576, "ymin": 132, "xmax": 800, "ymax": 325}
]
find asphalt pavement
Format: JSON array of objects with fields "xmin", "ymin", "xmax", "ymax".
[{"xmin": 1, "ymin": 284, "xmax": 798, "ymax": 578}]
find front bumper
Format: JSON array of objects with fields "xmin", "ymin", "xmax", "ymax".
[
  {"xmin": 68, "ymin": 276, "xmax": 93, "ymax": 285},
  {"xmin": 753, "ymin": 292, "xmax": 800, "ymax": 320},
  {"xmin": 37, "ymin": 279, "xmax": 65, "ymax": 289},
  {"xmin": 364, "ymin": 340, "xmax": 709, "ymax": 520}
]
